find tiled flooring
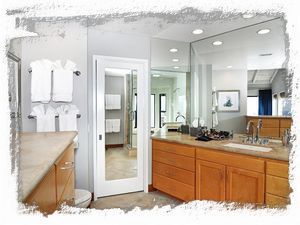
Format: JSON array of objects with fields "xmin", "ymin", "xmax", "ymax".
[
  {"xmin": 90, "ymin": 191, "xmax": 181, "ymax": 211},
  {"xmin": 105, "ymin": 147, "xmax": 137, "ymax": 180}
]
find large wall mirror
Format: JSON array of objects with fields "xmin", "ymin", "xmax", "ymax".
[
  {"xmin": 190, "ymin": 17, "xmax": 288, "ymax": 133},
  {"xmin": 150, "ymin": 38, "xmax": 190, "ymax": 132}
]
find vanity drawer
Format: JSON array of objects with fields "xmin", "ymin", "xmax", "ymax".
[
  {"xmin": 153, "ymin": 173, "xmax": 195, "ymax": 201},
  {"xmin": 153, "ymin": 161, "xmax": 195, "ymax": 186},
  {"xmin": 266, "ymin": 161, "xmax": 288, "ymax": 179},
  {"xmin": 280, "ymin": 119, "xmax": 292, "ymax": 128},
  {"xmin": 266, "ymin": 193, "xmax": 289, "ymax": 207},
  {"xmin": 266, "ymin": 175, "xmax": 290, "ymax": 197},
  {"xmin": 153, "ymin": 149, "xmax": 195, "ymax": 172},
  {"xmin": 55, "ymin": 144, "xmax": 75, "ymax": 201},
  {"xmin": 196, "ymin": 148, "xmax": 265, "ymax": 173},
  {"xmin": 249, "ymin": 119, "xmax": 279, "ymax": 128},
  {"xmin": 152, "ymin": 140, "xmax": 195, "ymax": 157},
  {"xmin": 259, "ymin": 128, "xmax": 279, "ymax": 137}
]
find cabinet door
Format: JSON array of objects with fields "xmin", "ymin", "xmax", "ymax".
[
  {"xmin": 58, "ymin": 171, "xmax": 75, "ymax": 207},
  {"xmin": 226, "ymin": 166, "xmax": 265, "ymax": 204},
  {"xmin": 25, "ymin": 166, "xmax": 57, "ymax": 214},
  {"xmin": 196, "ymin": 160, "xmax": 226, "ymax": 201}
]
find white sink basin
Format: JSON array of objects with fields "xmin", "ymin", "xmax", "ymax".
[{"xmin": 224, "ymin": 143, "xmax": 272, "ymax": 152}]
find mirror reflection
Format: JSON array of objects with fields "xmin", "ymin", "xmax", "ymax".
[{"xmin": 104, "ymin": 68, "xmax": 138, "ymax": 181}]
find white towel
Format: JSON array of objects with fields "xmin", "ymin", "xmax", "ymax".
[
  {"xmin": 105, "ymin": 94, "xmax": 121, "ymax": 110},
  {"xmin": 30, "ymin": 104, "xmax": 57, "ymax": 132},
  {"xmin": 58, "ymin": 113, "xmax": 77, "ymax": 131},
  {"xmin": 105, "ymin": 119, "xmax": 113, "ymax": 133},
  {"xmin": 30, "ymin": 59, "xmax": 53, "ymax": 103},
  {"xmin": 112, "ymin": 119, "xmax": 120, "ymax": 133},
  {"xmin": 57, "ymin": 104, "xmax": 79, "ymax": 131},
  {"xmin": 212, "ymin": 106, "xmax": 219, "ymax": 128},
  {"xmin": 52, "ymin": 60, "xmax": 77, "ymax": 102},
  {"xmin": 56, "ymin": 104, "xmax": 80, "ymax": 115}
]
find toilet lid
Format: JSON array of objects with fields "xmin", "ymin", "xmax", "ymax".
[{"xmin": 75, "ymin": 189, "xmax": 92, "ymax": 204}]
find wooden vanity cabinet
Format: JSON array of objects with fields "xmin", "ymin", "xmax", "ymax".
[
  {"xmin": 196, "ymin": 148, "xmax": 265, "ymax": 204},
  {"xmin": 246, "ymin": 116, "xmax": 292, "ymax": 138},
  {"xmin": 196, "ymin": 160, "xmax": 225, "ymax": 201},
  {"xmin": 24, "ymin": 143, "xmax": 75, "ymax": 214},
  {"xmin": 152, "ymin": 140, "xmax": 196, "ymax": 201},
  {"xmin": 265, "ymin": 160, "xmax": 290, "ymax": 207},
  {"xmin": 152, "ymin": 139, "xmax": 289, "ymax": 206},
  {"xmin": 25, "ymin": 166, "xmax": 57, "ymax": 213}
]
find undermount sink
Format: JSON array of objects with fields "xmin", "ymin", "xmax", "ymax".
[{"xmin": 224, "ymin": 143, "xmax": 272, "ymax": 152}]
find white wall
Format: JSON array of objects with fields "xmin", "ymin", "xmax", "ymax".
[
  {"xmin": 87, "ymin": 27, "xmax": 151, "ymax": 189},
  {"xmin": 212, "ymin": 69, "xmax": 247, "ymax": 133},
  {"xmin": 20, "ymin": 21, "xmax": 89, "ymax": 190}
]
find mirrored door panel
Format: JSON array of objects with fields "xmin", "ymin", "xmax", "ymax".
[{"xmin": 104, "ymin": 68, "xmax": 138, "ymax": 181}]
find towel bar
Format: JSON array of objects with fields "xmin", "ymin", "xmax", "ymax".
[
  {"xmin": 28, "ymin": 114, "xmax": 81, "ymax": 119},
  {"xmin": 28, "ymin": 68, "xmax": 81, "ymax": 76}
]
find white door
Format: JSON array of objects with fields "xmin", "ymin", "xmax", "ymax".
[{"xmin": 93, "ymin": 55, "xmax": 149, "ymax": 198}]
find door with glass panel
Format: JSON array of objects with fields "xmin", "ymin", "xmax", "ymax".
[{"xmin": 94, "ymin": 56, "xmax": 147, "ymax": 197}]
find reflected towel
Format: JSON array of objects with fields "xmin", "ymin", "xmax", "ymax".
[{"xmin": 105, "ymin": 94, "xmax": 121, "ymax": 110}]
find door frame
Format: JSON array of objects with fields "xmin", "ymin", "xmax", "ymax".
[{"xmin": 92, "ymin": 55, "xmax": 149, "ymax": 198}]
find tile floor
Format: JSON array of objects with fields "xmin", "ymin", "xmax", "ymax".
[
  {"xmin": 90, "ymin": 191, "xmax": 181, "ymax": 211},
  {"xmin": 105, "ymin": 147, "xmax": 137, "ymax": 180}
]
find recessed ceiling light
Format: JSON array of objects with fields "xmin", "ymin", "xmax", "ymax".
[
  {"xmin": 257, "ymin": 28, "xmax": 271, "ymax": 35},
  {"xmin": 173, "ymin": 66, "xmax": 180, "ymax": 69},
  {"xmin": 259, "ymin": 53, "xmax": 273, "ymax": 56},
  {"xmin": 172, "ymin": 58, "xmax": 179, "ymax": 62},
  {"xmin": 192, "ymin": 29, "xmax": 204, "ymax": 35},
  {"xmin": 152, "ymin": 74, "xmax": 160, "ymax": 77},
  {"xmin": 169, "ymin": 48, "xmax": 178, "ymax": 53},
  {"xmin": 227, "ymin": 65, "xmax": 232, "ymax": 69},
  {"xmin": 212, "ymin": 41, "xmax": 223, "ymax": 46},
  {"xmin": 242, "ymin": 13, "xmax": 254, "ymax": 19}
]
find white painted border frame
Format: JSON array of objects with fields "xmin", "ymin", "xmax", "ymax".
[{"xmin": 92, "ymin": 55, "xmax": 149, "ymax": 198}]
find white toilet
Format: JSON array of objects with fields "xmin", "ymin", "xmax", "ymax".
[{"xmin": 74, "ymin": 189, "xmax": 92, "ymax": 208}]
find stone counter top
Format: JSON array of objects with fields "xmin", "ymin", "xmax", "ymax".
[
  {"xmin": 19, "ymin": 131, "xmax": 77, "ymax": 201},
  {"xmin": 151, "ymin": 129, "xmax": 290, "ymax": 162}
]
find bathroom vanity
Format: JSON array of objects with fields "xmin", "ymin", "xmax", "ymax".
[
  {"xmin": 246, "ymin": 116, "xmax": 292, "ymax": 138},
  {"xmin": 20, "ymin": 131, "xmax": 77, "ymax": 214},
  {"xmin": 151, "ymin": 129, "xmax": 290, "ymax": 207}
]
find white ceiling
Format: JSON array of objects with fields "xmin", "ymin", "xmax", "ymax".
[
  {"xmin": 91, "ymin": 14, "xmax": 284, "ymax": 72},
  {"xmin": 192, "ymin": 18, "xmax": 286, "ymax": 71}
]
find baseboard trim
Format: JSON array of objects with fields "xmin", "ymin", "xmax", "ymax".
[
  {"xmin": 105, "ymin": 144, "xmax": 124, "ymax": 149},
  {"xmin": 148, "ymin": 184, "xmax": 156, "ymax": 192}
]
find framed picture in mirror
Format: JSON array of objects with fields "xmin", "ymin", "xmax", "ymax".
[{"xmin": 217, "ymin": 90, "xmax": 240, "ymax": 112}]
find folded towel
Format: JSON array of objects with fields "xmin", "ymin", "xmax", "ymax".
[
  {"xmin": 112, "ymin": 119, "xmax": 120, "ymax": 133},
  {"xmin": 36, "ymin": 114, "xmax": 56, "ymax": 132},
  {"xmin": 58, "ymin": 113, "xmax": 77, "ymax": 131},
  {"xmin": 31, "ymin": 104, "xmax": 57, "ymax": 132},
  {"xmin": 56, "ymin": 104, "xmax": 80, "ymax": 115},
  {"xmin": 30, "ymin": 59, "xmax": 53, "ymax": 103},
  {"xmin": 105, "ymin": 119, "xmax": 112, "ymax": 133},
  {"xmin": 105, "ymin": 94, "xmax": 121, "ymax": 110},
  {"xmin": 52, "ymin": 60, "xmax": 77, "ymax": 102}
]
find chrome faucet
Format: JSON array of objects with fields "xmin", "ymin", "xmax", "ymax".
[
  {"xmin": 246, "ymin": 120, "xmax": 255, "ymax": 142},
  {"xmin": 255, "ymin": 119, "xmax": 263, "ymax": 142},
  {"xmin": 175, "ymin": 112, "xmax": 186, "ymax": 123}
]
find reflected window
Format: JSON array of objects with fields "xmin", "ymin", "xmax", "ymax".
[
  {"xmin": 159, "ymin": 94, "xmax": 167, "ymax": 128},
  {"xmin": 247, "ymin": 96, "xmax": 258, "ymax": 116},
  {"xmin": 151, "ymin": 94, "xmax": 155, "ymax": 128}
]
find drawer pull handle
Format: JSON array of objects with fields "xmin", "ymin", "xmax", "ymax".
[
  {"xmin": 60, "ymin": 165, "xmax": 74, "ymax": 170},
  {"xmin": 64, "ymin": 161, "xmax": 74, "ymax": 165}
]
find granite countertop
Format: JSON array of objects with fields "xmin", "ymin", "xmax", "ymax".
[
  {"xmin": 246, "ymin": 115, "xmax": 292, "ymax": 119},
  {"xmin": 19, "ymin": 131, "xmax": 77, "ymax": 201},
  {"xmin": 151, "ymin": 128, "xmax": 290, "ymax": 162}
]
